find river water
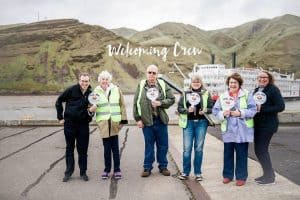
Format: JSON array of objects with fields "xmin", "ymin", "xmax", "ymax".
[{"xmin": 0, "ymin": 95, "xmax": 299, "ymax": 121}]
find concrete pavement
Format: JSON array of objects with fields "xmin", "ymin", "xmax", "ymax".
[{"xmin": 0, "ymin": 125, "xmax": 299, "ymax": 200}]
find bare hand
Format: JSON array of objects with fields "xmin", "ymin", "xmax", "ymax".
[
  {"xmin": 188, "ymin": 106, "xmax": 194, "ymax": 113},
  {"xmin": 137, "ymin": 120, "xmax": 144, "ymax": 128},
  {"xmin": 230, "ymin": 110, "xmax": 241, "ymax": 117},
  {"xmin": 59, "ymin": 119, "xmax": 65, "ymax": 124},
  {"xmin": 89, "ymin": 105, "xmax": 97, "ymax": 112},
  {"xmin": 223, "ymin": 110, "xmax": 231, "ymax": 117},
  {"xmin": 151, "ymin": 100, "xmax": 161, "ymax": 108},
  {"xmin": 199, "ymin": 110, "xmax": 205, "ymax": 115}
]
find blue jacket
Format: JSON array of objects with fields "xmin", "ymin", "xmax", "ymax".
[{"xmin": 212, "ymin": 89, "xmax": 257, "ymax": 143}]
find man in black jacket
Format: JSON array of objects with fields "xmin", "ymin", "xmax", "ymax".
[{"xmin": 56, "ymin": 72, "xmax": 93, "ymax": 182}]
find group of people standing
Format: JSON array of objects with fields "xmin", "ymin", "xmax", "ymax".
[{"xmin": 55, "ymin": 64, "xmax": 284, "ymax": 187}]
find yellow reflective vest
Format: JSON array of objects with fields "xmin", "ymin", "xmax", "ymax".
[
  {"xmin": 136, "ymin": 79, "xmax": 166, "ymax": 116},
  {"xmin": 94, "ymin": 86, "xmax": 121, "ymax": 122},
  {"xmin": 220, "ymin": 90, "xmax": 254, "ymax": 132}
]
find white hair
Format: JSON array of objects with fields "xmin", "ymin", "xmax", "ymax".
[{"xmin": 97, "ymin": 70, "xmax": 112, "ymax": 82}]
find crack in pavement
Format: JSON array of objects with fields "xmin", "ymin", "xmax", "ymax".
[
  {"xmin": 0, "ymin": 127, "xmax": 37, "ymax": 141},
  {"xmin": 0, "ymin": 128, "xmax": 64, "ymax": 162},
  {"xmin": 19, "ymin": 127, "xmax": 97, "ymax": 198},
  {"xmin": 109, "ymin": 127, "xmax": 129, "ymax": 199}
]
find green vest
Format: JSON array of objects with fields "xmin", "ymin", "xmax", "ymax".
[
  {"xmin": 95, "ymin": 86, "xmax": 121, "ymax": 122},
  {"xmin": 220, "ymin": 90, "xmax": 254, "ymax": 132},
  {"xmin": 137, "ymin": 79, "xmax": 166, "ymax": 116},
  {"xmin": 179, "ymin": 91, "xmax": 209, "ymax": 128}
]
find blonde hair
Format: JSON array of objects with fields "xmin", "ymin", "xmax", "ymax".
[{"xmin": 190, "ymin": 73, "xmax": 204, "ymax": 89}]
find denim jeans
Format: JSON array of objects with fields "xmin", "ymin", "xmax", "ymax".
[
  {"xmin": 182, "ymin": 119, "xmax": 208, "ymax": 175},
  {"xmin": 223, "ymin": 142, "xmax": 249, "ymax": 180},
  {"xmin": 102, "ymin": 135, "xmax": 120, "ymax": 173},
  {"xmin": 142, "ymin": 117, "xmax": 168, "ymax": 170}
]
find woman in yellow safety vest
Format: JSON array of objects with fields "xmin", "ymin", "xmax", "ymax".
[
  {"xmin": 89, "ymin": 70, "xmax": 128, "ymax": 180},
  {"xmin": 212, "ymin": 73, "xmax": 256, "ymax": 186},
  {"xmin": 177, "ymin": 73, "xmax": 214, "ymax": 181}
]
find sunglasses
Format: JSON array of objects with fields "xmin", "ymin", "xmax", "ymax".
[{"xmin": 147, "ymin": 71, "xmax": 157, "ymax": 75}]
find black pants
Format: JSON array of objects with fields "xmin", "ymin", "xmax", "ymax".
[
  {"xmin": 254, "ymin": 130, "xmax": 275, "ymax": 179},
  {"xmin": 64, "ymin": 120, "xmax": 90, "ymax": 176},
  {"xmin": 102, "ymin": 135, "xmax": 120, "ymax": 173}
]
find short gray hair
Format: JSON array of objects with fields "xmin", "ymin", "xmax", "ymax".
[
  {"xmin": 98, "ymin": 70, "xmax": 112, "ymax": 82},
  {"xmin": 190, "ymin": 73, "xmax": 203, "ymax": 84}
]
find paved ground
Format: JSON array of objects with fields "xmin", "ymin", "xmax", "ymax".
[
  {"xmin": 208, "ymin": 124, "xmax": 300, "ymax": 185},
  {"xmin": 0, "ymin": 125, "xmax": 299, "ymax": 200}
]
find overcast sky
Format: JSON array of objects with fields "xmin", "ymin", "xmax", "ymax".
[{"xmin": 1, "ymin": 0, "xmax": 299, "ymax": 31}]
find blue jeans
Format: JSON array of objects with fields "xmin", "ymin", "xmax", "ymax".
[
  {"xmin": 142, "ymin": 117, "xmax": 168, "ymax": 170},
  {"xmin": 182, "ymin": 119, "xmax": 208, "ymax": 175},
  {"xmin": 223, "ymin": 142, "xmax": 249, "ymax": 180}
]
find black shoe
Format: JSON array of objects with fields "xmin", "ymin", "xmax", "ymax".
[
  {"xmin": 254, "ymin": 176, "xmax": 264, "ymax": 182},
  {"xmin": 80, "ymin": 174, "xmax": 89, "ymax": 181},
  {"xmin": 256, "ymin": 177, "xmax": 275, "ymax": 185},
  {"xmin": 62, "ymin": 175, "xmax": 71, "ymax": 182}
]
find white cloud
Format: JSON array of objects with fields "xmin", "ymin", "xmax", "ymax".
[{"xmin": 0, "ymin": 0, "xmax": 299, "ymax": 30}]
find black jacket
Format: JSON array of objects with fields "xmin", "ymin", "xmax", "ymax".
[
  {"xmin": 55, "ymin": 84, "xmax": 92, "ymax": 122},
  {"xmin": 253, "ymin": 84, "xmax": 285, "ymax": 133}
]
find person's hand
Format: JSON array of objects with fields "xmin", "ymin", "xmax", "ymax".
[
  {"xmin": 89, "ymin": 105, "xmax": 97, "ymax": 112},
  {"xmin": 137, "ymin": 120, "xmax": 144, "ymax": 128},
  {"xmin": 151, "ymin": 100, "xmax": 161, "ymax": 108},
  {"xmin": 59, "ymin": 119, "xmax": 65, "ymax": 124},
  {"xmin": 199, "ymin": 110, "xmax": 205, "ymax": 115},
  {"xmin": 188, "ymin": 106, "xmax": 194, "ymax": 113},
  {"xmin": 223, "ymin": 110, "xmax": 231, "ymax": 117},
  {"xmin": 230, "ymin": 110, "xmax": 241, "ymax": 117}
]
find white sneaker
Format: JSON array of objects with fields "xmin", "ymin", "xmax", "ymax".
[
  {"xmin": 178, "ymin": 173, "xmax": 189, "ymax": 180},
  {"xmin": 195, "ymin": 174, "xmax": 203, "ymax": 181}
]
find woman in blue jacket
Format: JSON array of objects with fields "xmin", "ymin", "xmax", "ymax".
[
  {"xmin": 253, "ymin": 71, "xmax": 285, "ymax": 185},
  {"xmin": 212, "ymin": 73, "xmax": 257, "ymax": 186}
]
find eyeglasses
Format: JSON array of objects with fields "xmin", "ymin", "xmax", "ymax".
[
  {"xmin": 80, "ymin": 80, "xmax": 90, "ymax": 82},
  {"xmin": 147, "ymin": 71, "xmax": 157, "ymax": 75},
  {"xmin": 258, "ymin": 76, "xmax": 269, "ymax": 79}
]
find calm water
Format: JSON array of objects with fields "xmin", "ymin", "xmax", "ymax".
[{"xmin": 0, "ymin": 95, "xmax": 299, "ymax": 120}]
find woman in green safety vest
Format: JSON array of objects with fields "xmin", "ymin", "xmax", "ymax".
[
  {"xmin": 177, "ymin": 73, "xmax": 214, "ymax": 181},
  {"xmin": 212, "ymin": 73, "xmax": 257, "ymax": 186},
  {"xmin": 89, "ymin": 70, "xmax": 128, "ymax": 180}
]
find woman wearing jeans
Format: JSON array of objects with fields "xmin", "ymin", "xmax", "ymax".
[
  {"xmin": 177, "ymin": 74, "xmax": 214, "ymax": 181},
  {"xmin": 212, "ymin": 73, "xmax": 257, "ymax": 186}
]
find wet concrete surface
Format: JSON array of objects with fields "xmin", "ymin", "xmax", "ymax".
[
  {"xmin": 208, "ymin": 124, "xmax": 300, "ymax": 185},
  {"xmin": 0, "ymin": 126, "xmax": 191, "ymax": 200}
]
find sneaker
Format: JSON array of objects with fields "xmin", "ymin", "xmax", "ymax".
[
  {"xmin": 159, "ymin": 168, "xmax": 171, "ymax": 176},
  {"xmin": 256, "ymin": 178, "xmax": 275, "ymax": 185},
  {"xmin": 178, "ymin": 173, "xmax": 189, "ymax": 180},
  {"xmin": 114, "ymin": 171, "xmax": 122, "ymax": 179},
  {"xmin": 62, "ymin": 175, "xmax": 71, "ymax": 182},
  {"xmin": 141, "ymin": 169, "xmax": 151, "ymax": 177},
  {"xmin": 101, "ymin": 171, "xmax": 109, "ymax": 180},
  {"xmin": 236, "ymin": 180, "xmax": 246, "ymax": 186},
  {"xmin": 223, "ymin": 178, "xmax": 232, "ymax": 184},
  {"xmin": 195, "ymin": 174, "xmax": 203, "ymax": 181},
  {"xmin": 80, "ymin": 174, "xmax": 89, "ymax": 181}
]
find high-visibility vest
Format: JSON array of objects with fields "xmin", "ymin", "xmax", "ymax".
[
  {"xmin": 220, "ymin": 90, "xmax": 254, "ymax": 132},
  {"xmin": 95, "ymin": 86, "xmax": 121, "ymax": 122},
  {"xmin": 178, "ymin": 91, "xmax": 209, "ymax": 128},
  {"xmin": 136, "ymin": 79, "xmax": 166, "ymax": 116}
]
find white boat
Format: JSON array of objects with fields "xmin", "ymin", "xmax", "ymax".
[{"xmin": 185, "ymin": 64, "xmax": 300, "ymax": 98}]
